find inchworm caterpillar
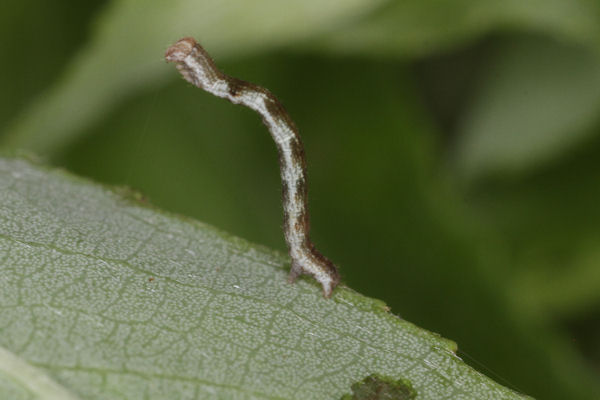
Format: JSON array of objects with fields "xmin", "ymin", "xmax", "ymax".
[{"xmin": 165, "ymin": 37, "xmax": 340, "ymax": 297}]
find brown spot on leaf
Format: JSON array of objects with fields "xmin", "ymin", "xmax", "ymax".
[{"xmin": 341, "ymin": 375, "xmax": 416, "ymax": 400}]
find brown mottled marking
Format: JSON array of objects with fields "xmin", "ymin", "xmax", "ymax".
[{"xmin": 165, "ymin": 37, "xmax": 340, "ymax": 297}]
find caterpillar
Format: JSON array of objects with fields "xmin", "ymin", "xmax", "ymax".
[{"xmin": 165, "ymin": 37, "xmax": 340, "ymax": 297}]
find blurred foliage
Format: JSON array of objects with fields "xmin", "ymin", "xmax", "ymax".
[{"xmin": 1, "ymin": 0, "xmax": 600, "ymax": 399}]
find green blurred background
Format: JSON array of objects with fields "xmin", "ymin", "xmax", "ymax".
[{"xmin": 2, "ymin": 0, "xmax": 600, "ymax": 398}]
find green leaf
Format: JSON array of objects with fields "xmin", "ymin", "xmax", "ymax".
[
  {"xmin": 1, "ymin": 0, "xmax": 387, "ymax": 155},
  {"xmin": 454, "ymin": 36, "xmax": 600, "ymax": 180},
  {"xmin": 0, "ymin": 347, "xmax": 80, "ymax": 400},
  {"xmin": 7, "ymin": 0, "xmax": 600, "ymax": 159},
  {"xmin": 315, "ymin": 0, "xmax": 600, "ymax": 57},
  {"xmin": 0, "ymin": 0, "xmax": 103, "ymax": 131},
  {"xmin": 0, "ymin": 156, "xmax": 529, "ymax": 400}
]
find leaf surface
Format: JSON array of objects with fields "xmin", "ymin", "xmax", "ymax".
[
  {"xmin": 0, "ymin": 347, "xmax": 80, "ymax": 400},
  {"xmin": 0, "ymin": 157, "xmax": 529, "ymax": 400}
]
